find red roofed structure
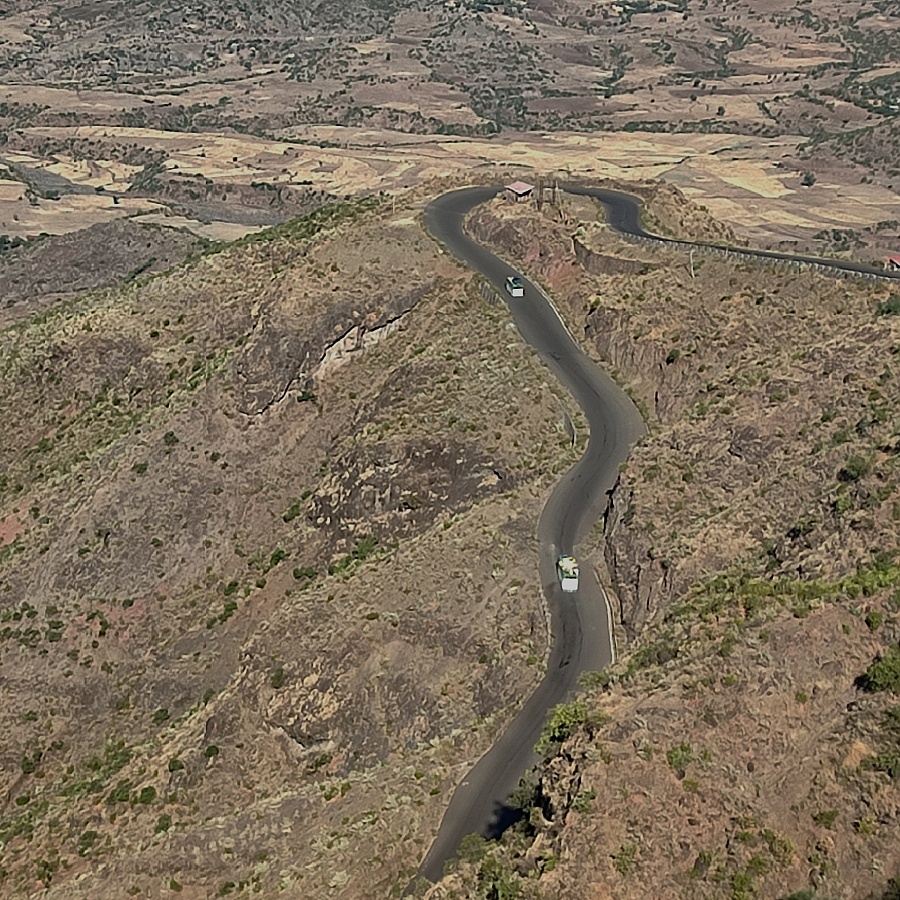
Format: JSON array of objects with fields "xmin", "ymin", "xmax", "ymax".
[
  {"xmin": 887, "ymin": 254, "xmax": 900, "ymax": 272},
  {"xmin": 505, "ymin": 180, "xmax": 534, "ymax": 202}
]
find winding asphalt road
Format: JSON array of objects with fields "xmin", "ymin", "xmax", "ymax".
[
  {"xmin": 566, "ymin": 184, "xmax": 900, "ymax": 281},
  {"xmin": 413, "ymin": 186, "xmax": 645, "ymax": 887},
  {"xmin": 412, "ymin": 182, "xmax": 900, "ymax": 890}
]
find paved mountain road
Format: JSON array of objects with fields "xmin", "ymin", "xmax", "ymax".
[
  {"xmin": 411, "ymin": 182, "xmax": 899, "ymax": 890},
  {"xmin": 566, "ymin": 183, "xmax": 900, "ymax": 281},
  {"xmin": 414, "ymin": 186, "xmax": 644, "ymax": 887}
]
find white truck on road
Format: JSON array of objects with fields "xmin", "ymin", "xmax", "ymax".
[
  {"xmin": 557, "ymin": 555, "xmax": 579, "ymax": 592},
  {"xmin": 505, "ymin": 275, "xmax": 524, "ymax": 298}
]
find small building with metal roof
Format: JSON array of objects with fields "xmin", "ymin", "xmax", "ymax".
[{"xmin": 505, "ymin": 180, "xmax": 534, "ymax": 202}]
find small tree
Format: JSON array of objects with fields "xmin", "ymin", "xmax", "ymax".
[{"xmin": 801, "ymin": 171, "xmax": 817, "ymax": 187}]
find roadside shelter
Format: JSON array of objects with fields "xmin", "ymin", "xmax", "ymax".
[{"xmin": 505, "ymin": 180, "xmax": 534, "ymax": 202}]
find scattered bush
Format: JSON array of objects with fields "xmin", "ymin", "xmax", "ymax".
[
  {"xmin": 612, "ymin": 842, "xmax": 637, "ymax": 876},
  {"xmin": 268, "ymin": 548, "xmax": 288, "ymax": 569},
  {"xmin": 107, "ymin": 779, "xmax": 132, "ymax": 804},
  {"xmin": 812, "ymin": 809, "xmax": 838, "ymax": 829},
  {"xmin": 536, "ymin": 701, "xmax": 589, "ymax": 756},
  {"xmin": 859, "ymin": 643, "xmax": 900, "ymax": 693},
  {"xmin": 876, "ymin": 294, "xmax": 900, "ymax": 316},
  {"xmin": 838, "ymin": 454, "xmax": 869, "ymax": 482},
  {"xmin": 666, "ymin": 742, "xmax": 694, "ymax": 774},
  {"xmin": 77, "ymin": 830, "xmax": 98, "ymax": 856}
]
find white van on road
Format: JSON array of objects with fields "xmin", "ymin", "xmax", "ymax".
[
  {"xmin": 505, "ymin": 276, "xmax": 524, "ymax": 298},
  {"xmin": 557, "ymin": 555, "xmax": 579, "ymax": 592}
]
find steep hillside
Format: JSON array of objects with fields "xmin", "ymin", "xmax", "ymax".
[{"xmin": 0, "ymin": 190, "xmax": 585, "ymax": 897}]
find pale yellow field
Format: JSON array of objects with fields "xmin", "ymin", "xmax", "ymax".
[
  {"xmin": 0, "ymin": 15, "xmax": 37, "ymax": 44},
  {"xmin": 0, "ymin": 84, "xmax": 149, "ymax": 112},
  {"xmin": 0, "ymin": 192, "xmax": 160, "ymax": 237},
  {"xmin": 0, "ymin": 179, "xmax": 25, "ymax": 202},
  {"xmin": 732, "ymin": 42, "xmax": 849, "ymax": 72},
  {"xmin": 136, "ymin": 212, "xmax": 267, "ymax": 241},
  {"xmin": 858, "ymin": 65, "xmax": 900, "ymax": 82},
  {"xmin": 5, "ymin": 124, "xmax": 899, "ymax": 247}
]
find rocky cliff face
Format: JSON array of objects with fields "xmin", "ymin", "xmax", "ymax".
[
  {"xmin": 572, "ymin": 236, "xmax": 658, "ymax": 277},
  {"xmin": 465, "ymin": 184, "xmax": 900, "ymax": 648},
  {"xmin": 467, "ymin": 193, "xmax": 697, "ymax": 638},
  {"xmin": 232, "ymin": 281, "xmax": 432, "ymax": 415}
]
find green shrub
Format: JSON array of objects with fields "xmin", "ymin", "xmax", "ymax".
[
  {"xmin": 838, "ymin": 455, "xmax": 869, "ymax": 482},
  {"xmin": 666, "ymin": 742, "xmax": 694, "ymax": 773},
  {"xmin": 218, "ymin": 599, "xmax": 238, "ymax": 623},
  {"xmin": 612, "ymin": 842, "xmax": 637, "ymax": 876},
  {"xmin": 872, "ymin": 748, "xmax": 900, "ymax": 780},
  {"xmin": 204, "ymin": 745, "xmax": 220, "ymax": 759},
  {"xmin": 282, "ymin": 500, "xmax": 303, "ymax": 522},
  {"xmin": 136, "ymin": 785, "xmax": 156, "ymax": 805},
  {"xmin": 458, "ymin": 833, "xmax": 488, "ymax": 864},
  {"xmin": 860, "ymin": 643, "xmax": 900, "ymax": 693},
  {"xmin": 77, "ymin": 830, "xmax": 98, "ymax": 856},
  {"xmin": 328, "ymin": 535, "xmax": 380, "ymax": 575},
  {"xmin": 536, "ymin": 701, "xmax": 588, "ymax": 756},
  {"xmin": 155, "ymin": 813, "xmax": 172, "ymax": 833},
  {"xmin": 270, "ymin": 667, "xmax": 285, "ymax": 689},
  {"xmin": 20, "ymin": 752, "xmax": 40, "ymax": 775},
  {"xmin": 876, "ymin": 294, "xmax": 900, "ymax": 316},
  {"xmin": 573, "ymin": 788, "xmax": 597, "ymax": 812},
  {"xmin": 152, "ymin": 708, "xmax": 170, "ymax": 725},
  {"xmin": 167, "ymin": 758, "xmax": 185, "ymax": 772},
  {"xmin": 107, "ymin": 779, "xmax": 132, "ymax": 804},
  {"xmin": 812, "ymin": 809, "xmax": 838, "ymax": 829},
  {"xmin": 268, "ymin": 548, "xmax": 288, "ymax": 569}
]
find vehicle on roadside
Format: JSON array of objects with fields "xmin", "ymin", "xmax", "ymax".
[
  {"xmin": 557, "ymin": 555, "xmax": 579, "ymax": 592},
  {"xmin": 505, "ymin": 275, "xmax": 524, "ymax": 298}
]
